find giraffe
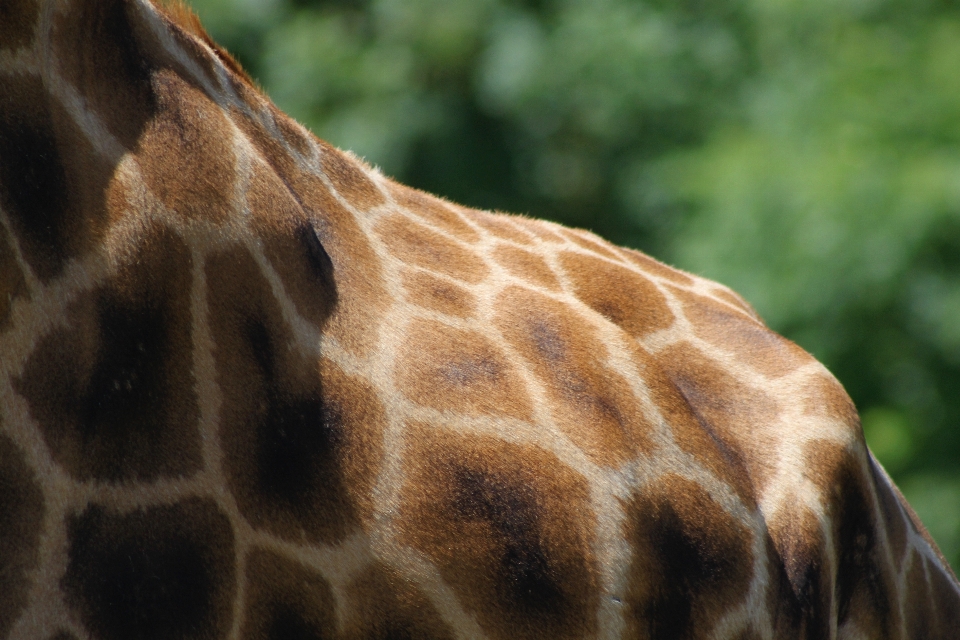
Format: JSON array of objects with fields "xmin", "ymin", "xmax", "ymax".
[{"xmin": 1, "ymin": 0, "xmax": 958, "ymax": 638}]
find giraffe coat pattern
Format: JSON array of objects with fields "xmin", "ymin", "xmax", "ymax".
[{"xmin": 1, "ymin": 1, "xmax": 959, "ymax": 638}]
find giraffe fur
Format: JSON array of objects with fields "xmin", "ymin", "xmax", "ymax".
[{"xmin": 1, "ymin": 1, "xmax": 959, "ymax": 638}]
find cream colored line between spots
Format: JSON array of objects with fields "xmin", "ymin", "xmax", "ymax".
[
  {"xmin": 590, "ymin": 479, "xmax": 631, "ymax": 640},
  {"xmin": 242, "ymin": 529, "xmax": 378, "ymax": 633},
  {"xmin": 45, "ymin": 72, "xmax": 125, "ymax": 161},
  {"xmin": 35, "ymin": 2, "xmax": 124, "ymax": 160},
  {"xmin": 374, "ymin": 543, "xmax": 491, "ymax": 640},
  {"xmin": 135, "ymin": 0, "xmax": 230, "ymax": 106},
  {"xmin": 0, "ymin": 206, "xmax": 41, "ymax": 297},
  {"xmin": 0, "ymin": 256, "xmax": 109, "ymax": 380},
  {"xmin": 0, "ymin": 45, "xmax": 42, "ymax": 76},
  {"xmin": 709, "ymin": 507, "xmax": 776, "ymax": 640}
]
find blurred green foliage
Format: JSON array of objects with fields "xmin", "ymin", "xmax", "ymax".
[{"xmin": 189, "ymin": 0, "xmax": 960, "ymax": 570}]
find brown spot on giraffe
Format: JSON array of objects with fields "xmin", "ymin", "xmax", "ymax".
[
  {"xmin": 51, "ymin": 0, "xmax": 156, "ymax": 150},
  {"xmin": 136, "ymin": 70, "xmax": 235, "ymax": 223},
  {"xmin": 15, "ymin": 224, "xmax": 201, "ymax": 482},
  {"xmin": 497, "ymin": 286, "xmax": 654, "ymax": 466},
  {"xmin": 559, "ymin": 251, "xmax": 675, "ymax": 338},
  {"xmin": 628, "ymin": 341, "xmax": 758, "ymax": 506},
  {"xmin": 399, "ymin": 426, "xmax": 600, "ymax": 640},
  {"xmin": 391, "ymin": 182, "xmax": 481, "ymax": 243},
  {"xmin": 343, "ymin": 562, "xmax": 457, "ymax": 639},
  {"xmin": 239, "ymin": 548, "xmax": 338, "ymax": 640},
  {"xmin": 401, "ymin": 268, "xmax": 478, "ymax": 318},
  {"xmin": 62, "ymin": 498, "xmax": 235, "ymax": 640},
  {"xmin": 492, "ymin": 244, "xmax": 562, "ymax": 290},
  {"xmin": 658, "ymin": 341, "xmax": 781, "ymax": 492},
  {"xmin": 0, "ymin": 75, "xmax": 113, "ymax": 280},
  {"xmin": 397, "ymin": 319, "xmax": 533, "ymax": 421},
  {"xmin": 209, "ymin": 246, "xmax": 384, "ymax": 542},
  {"xmin": 376, "ymin": 214, "xmax": 490, "ymax": 284},
  {"xmin": 0, "ymin": 433, "xmax": 45, "ymax": 637},
  {"xmin": 622, "ymin": 473, "xmax": 755, "ymax": 640}
]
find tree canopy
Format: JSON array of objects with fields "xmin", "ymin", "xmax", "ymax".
[{"xmin": 190, "ymin": 0, "xmax": 960, "ymax": 570}]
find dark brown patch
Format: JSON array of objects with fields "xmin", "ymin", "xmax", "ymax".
[
  {"xmin": 239, "ymin": 548, "xmax": 337, "ymax": 640},
  {"xmin": 463, "ymin": 210, "xmax": 534, "ymax": 244},
  {"xmin": 396, "ymin": 319, "xmax": 533, "ymax": 421},
  {"xmin": 248, "ymin": 161, "xmax": 337, "ymax": 325},
  {"xmin": 658, "ymin": 342, "xmax": 780, "ymax": 492},
  {"xmin": 621, "ymin": 248, "xmax": 695, "ymax": 285},
  {"xmin": 802, "ymin": 440, "xmax": 899, "ymax": 636},
  {"xmin": 344, "ymin": 562, "xmax": 456, "ymax": 640},
  {"xmin": 560, "ymin": 228, "xmax": 622, "ymax": 260},
  {"xmin": 765, "ymin": 502, "xmax": 832, "ymax": 639},
  {"xmin": 559, "ymin": 251, "xmax": 674, "ymax": 338},
  {"xmin": 495, "ymin": 286, "xmax": 653, "ymax": 466},
  {"xmin": 671, "ymin": 286, "xmax": 809, "ymax": 378},
  {"xmin": 52, "ymin": 0, "xmax": 156, "ymax": 149},
  {"xmin": 0, "ymin": 222, "xmax": 29, "ymax": 331},
  {"xmin": 14, "ymin": 226, "xmax": 200, "ymax": 482},
  {"xmin": 399, "ymin": 428, "xmax": 599, "ymax": 640},
  {"xmin": 209, "ymin": 247, "xmax": 384, "ymax": 543},
  {"xmin": 492, "ymin": 245, "xmax": 561, "ymax": 290},
  {"xmin": 626, "ymin": 342, "xmax": 757, "ymax": 507},
  {"xmin": 136, "ymin": 70, "xmax": 234, "ymax": 223},
  {"xmin": 0, "ymin": 0, "xmax": 38, "ymax": 50},
  {"xmin": 319, "ymin": 142, "xmax": 384, "ymax": 211},
  {"xmin": 376, "ymin": 214, "xmax": 489, "ymax": 284},
  {"xmin": 401, "ymin": 269, "xmax": 477, "ymax": 318},
  {"xmin": 0, "ymin": 433, "xmax": 45, "ymax": 637},
  {"xmin": 390, "ymin": 182, "xmax": 480, "ymax": 243},
  {"xmin": 62, "ymin": 498, "xmax": 235, "ymax": 640},
  {"xmin": 0, "ymin": 75, "xmax": 113, "ymax": 280},
  {"xmin": 623, "ymin": 474, "xmax": 754, "ymax": 640},
  {"xmin": 231, "ymin": 106, "xmax": 389, "ymax": 357}
]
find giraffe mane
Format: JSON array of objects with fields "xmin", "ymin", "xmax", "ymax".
[{"xmin": 154, "ymin": 0, "xmax": 255, "ymax": 86}]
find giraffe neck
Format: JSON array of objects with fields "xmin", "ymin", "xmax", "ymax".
[{"xmin": 2, "ymin": 1, "xmax": 959, "ymax": 639}]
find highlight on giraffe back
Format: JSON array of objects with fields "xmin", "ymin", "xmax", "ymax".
[{"xmin": 1, "ymin": 0, "xmax": 958, "ymax": 639}]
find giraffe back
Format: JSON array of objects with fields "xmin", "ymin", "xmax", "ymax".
[{"xmin": 1, "ymin": 1, "xmax": 959, "ymax": 639}]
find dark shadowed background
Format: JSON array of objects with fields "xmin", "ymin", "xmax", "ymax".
[{"xmin": 187, "ymin": 0, "xmax": 960, "ymax": 571}]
